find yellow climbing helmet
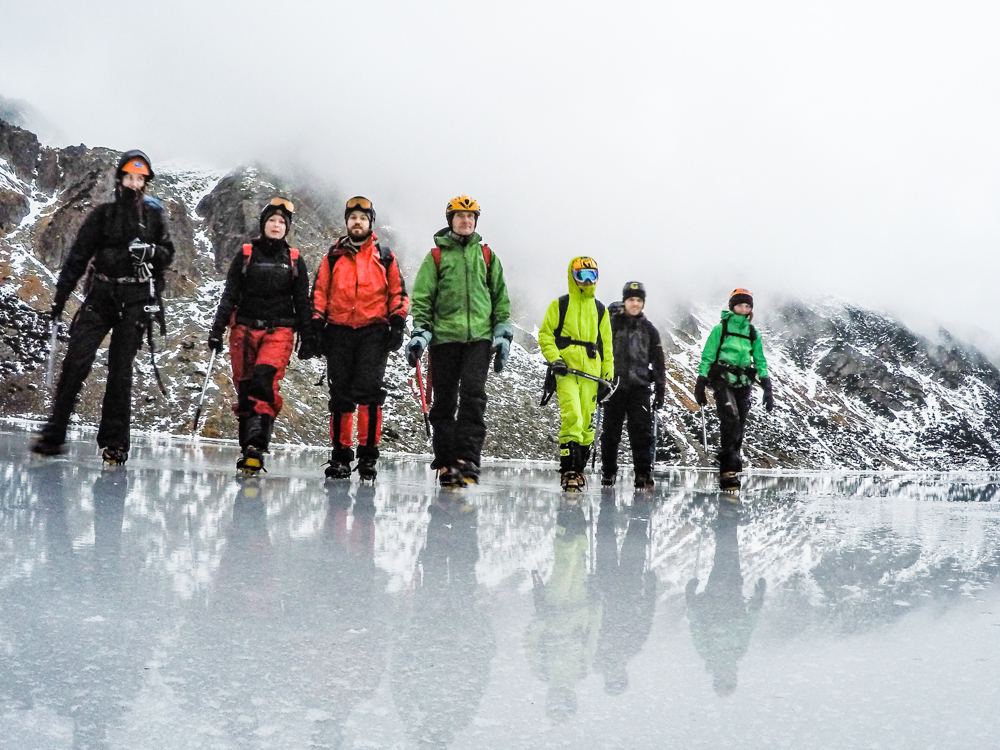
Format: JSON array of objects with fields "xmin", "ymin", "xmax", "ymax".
[{"xmin": 446, "ymin": 195, "xmax": 481, "ymax": 224}]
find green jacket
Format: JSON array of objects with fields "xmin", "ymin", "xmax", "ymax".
[
  {"xmin": 538, "ymin": 258, "xmax": 614, "ymax": 380},
  {"xmin": 409, "ymin": 229, "xmax": 511, "ymax": 345},
  {"xmin": 698, "ymin": 310, "xmax": 769, "ymax": 387}
]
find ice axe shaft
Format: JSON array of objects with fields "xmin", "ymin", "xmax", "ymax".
[
  {"xmin": 191, "ymin": 349, "xmax": 217, "ymax": 434},
  {"xmin": 45, "ymin": 321, "xmax": 59, "ymax": 390},
  {"xmin": 411, "ymin": 359, "xmax": 431, "ymax": 442}
]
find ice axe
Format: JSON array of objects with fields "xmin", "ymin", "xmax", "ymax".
[
  {"xmin": 190, "ymin": 349, "xmax": 217, "ymax": 434},
  {"xmin": 409, "ymin": 359, "xmax": 432, "ymax": 443}
]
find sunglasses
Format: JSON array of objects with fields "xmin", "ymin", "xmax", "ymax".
[
  {"xmin": 573, "ymin": 269, "xmax": 599, "ymax": 284},
  {"xmin": 269, "ymin": 197, "xmax": 294, "ymax": 213},
  {"xmin": 346, "ymin": 196, "xmax": 372, "ymax": 211}
]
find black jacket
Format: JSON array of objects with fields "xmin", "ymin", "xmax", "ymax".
[
  {"xmin": 608, "ymin": 302, "xmax": 666, "ymax": 392},
  {"xmin": 211, "ymin": 237, "xmax": 311, "ymax": 335},
  {"xmin": 54, "ymin": 195, "xmax": 175, "ymax": 307}
]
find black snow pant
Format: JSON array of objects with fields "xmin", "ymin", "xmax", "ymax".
[
  {"xmin": 42, "ymin": 284, "xmax": 148, "ymax": 451},
  {"xmin": 428, "ymin": 340, "xmax": 492, "ymax": 469},
  {"xmin": 600, "ymin": 385, "xmax": 654, "ymax": 476},
  {"xmin": 324, "ymin": 323, "xmax": 390, "ymax": 460},
  {"xmin": 712, "ymin": 381, "xmax": 751, "ymax": 473}
]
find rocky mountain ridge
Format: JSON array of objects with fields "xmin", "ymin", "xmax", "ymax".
[{"xmin": 1, "ymin": 116, "xmax": 999, "ymax": 470}]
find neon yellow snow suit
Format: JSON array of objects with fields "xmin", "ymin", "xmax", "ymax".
[{"xmin": 538, "ymin": 258, "xmax": 615, "ymax": 445}]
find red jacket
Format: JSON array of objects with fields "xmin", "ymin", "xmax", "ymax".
[{"xmin": 312, "ymin": 233, "xmax": 409, "ymax": 328}]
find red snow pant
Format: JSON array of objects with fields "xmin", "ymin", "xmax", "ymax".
[{"xmin": 228, "ymin": 325, "xmax": 294, "ymax": 418}]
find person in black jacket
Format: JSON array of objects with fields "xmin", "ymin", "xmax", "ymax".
[
  {"xmin": 208, "ymin": 198, "xmax": 313, "ymax": 474},
  {"xmin": 31, "ymin": 150, "xmax": 175, "ymax": 464},
  {"xmin": 600, "ymin": 281, "xmax": 667, "ymax": 489}
]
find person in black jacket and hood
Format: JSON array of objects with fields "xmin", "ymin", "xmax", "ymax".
[
  {"xmin": 31, "ymin": 150, "xmax": 175, "ymax": 464},
  {"xmin": 208, "ymin": 198, "xmax": 313, "ymax": 474},
  {"xmin": 600, "ymin": 281, "xmax": 667, "ymax": 489}
]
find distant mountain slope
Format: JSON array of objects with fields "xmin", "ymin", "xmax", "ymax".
[{"xmin": 1, "ymin": 117, "xmax": 999, "ymax": 469}]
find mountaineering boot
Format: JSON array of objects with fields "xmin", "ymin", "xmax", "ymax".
[
  {"xmin": 562, "ymin": 471, "xmax": 585, "ymax": 492},
  {"xmin": 101, "ymin": 446, "xmax": 128, "ymax": 465},
  {"xmin": 325, "ymin": 447, "xmax": 354, "ymax": 480},
  {"xmin": 719, "ymin": 471, "xmax": 741, "ymax": 492},
  {"xmin": 31, "ymin": 435, "xmax": 64, "ymax": 456},
  {"xmin": 456, "ymin": 460, "xmax": 480, "ymax": 485},
  {"xmin": 601, "ymin": 472, "xmax": 616, "ymax": 488},
  {"xmin": 438, "ymin": 465, "xmax": 463, "ymax": 488},
  {"xmin": 237, "ymin": 445, "xmax": 264, "ymax": 475},
  {"xmin": 634, "ymin": 472, "xmax": 655, "ymax": 490},
  {"xmin": 356, "ymin": 456, "xmax": 378, "ymax": 483}
]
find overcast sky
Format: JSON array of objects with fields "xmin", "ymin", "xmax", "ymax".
[{"xmin": 3, "ymin": 0, "xmax": 999, "ymax": 343}]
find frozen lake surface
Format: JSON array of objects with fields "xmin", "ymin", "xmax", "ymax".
[{"xmin": 2, "ymin": 430, "xmax": 1000, "ymax": 749}]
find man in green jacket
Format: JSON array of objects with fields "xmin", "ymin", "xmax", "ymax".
[
  {"xmin": 406, "ymin": 196, "xmax": 512, "ymax": 487},
  {"xmin": 694, "ymin": 288, "xmax": 774, "ymax": 491},
  {"xmin": 538, "ymin": 257, "xmax": 615, "ymax": 491}
]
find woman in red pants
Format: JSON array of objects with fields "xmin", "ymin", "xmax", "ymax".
[{"xmin": 208, "ymin": 198, "xmax": 314, "ymax": 473}]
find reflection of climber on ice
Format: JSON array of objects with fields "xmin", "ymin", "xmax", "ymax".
[
  {"xmin": 685, "ymin": 504, "xmax": 765, "ymax": 696},
  {"xmin": 593, "ymin": 497, "xmax": 656, "ymax": 695},
  {"xmin": 525, "ymin": 500, "xmax": 602, "ymax": 721}
]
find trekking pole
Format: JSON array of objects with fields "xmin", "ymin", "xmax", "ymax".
[
  {"xmin": 650, "ymin": 395, "xmax": 659, "ymax": 469},
  {"xmin": 700, "ymin": 406, "xmax": 708, "ymax": 455},
  {"xmin": 410, "ymin": 359, "xmax": 432, "ymax": 443},
  {"xmin": 45, "ymin": 318, "xmax": 59, "ymax": 390},
  {"xmin": 190, "ymin": 350, "xmax": 217, "ymax": 434}
]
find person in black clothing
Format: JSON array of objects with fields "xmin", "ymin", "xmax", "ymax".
[
  {"xmin": 31, "ymin": 150, "xmax": 175, "ymax": 464},
  {"xmin": 208, "ymin": 198, "xmax": 313, "ymax": 473},
  {"xmin": 594, "ymin": 495, "xmax": 657, "ymax": 695},
  {"xmin": 600, "ymin": 281, "xmax": 667, "ymax": 489}
]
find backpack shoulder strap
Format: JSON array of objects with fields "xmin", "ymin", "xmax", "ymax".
[
  {"xmin": 595, "ymin": 300, "xmax": 606, "ymax": 360},
  {"xmin": 431, "ymin": 246, "xmax": 442, "ymax": 271},
  {"xmin": 554, "ymin": 295, "xmax": 570, "ymax": 338},
  {"xmin": 749, "ymin": 324, "xmax": 757, "ymax": 343},
  {"xmin": 241, "ymin": 243, "xmax": 253, "ymax": 275},
  {"xmin": 375, "ymin": 241, "xmax": 394, "ymax": 274},
  {"xmin": 288, "ymin": 247, "xmax": 299, "ymax": 279},
  {"xmin": 713, "ymin": 318, "xmax": 729, "ymax": 365},
  {"xmin": 481, "ymin": 243, "xmax": 493, "ymax": 285}
]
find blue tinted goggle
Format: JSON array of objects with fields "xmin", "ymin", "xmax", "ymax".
[{"xmin": 573, "ymin": 268, "xmax": 598, "ymax": 284}]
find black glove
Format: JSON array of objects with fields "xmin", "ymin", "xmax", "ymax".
[
  {"xmin": 760, "ymin": 376, "xmax": 774, "ymax": 412},
  {"xmin": 550, "ymin": 359, "xmax": 569, "ymax": 376},
  {"xmin": 51, "ymin": 296, "xmax": 65, "ymax": 321},
  {"xmin": 694, "ymin": 375, "xmax": 708, "ymax": 406},
  {"xmin": 208, "ymin": 332, "xmax": 223, "ymax": 353},
  {"xmin": 653, "ymin": 384, "xmax": 665, "ymax": 410},
  {"xmin": 388, "ymin": 316, "xmax": 405, "ymax": 352},
  {"xmin": 297, "ymin": 331, "xmax": 318, "ymax": 360}
]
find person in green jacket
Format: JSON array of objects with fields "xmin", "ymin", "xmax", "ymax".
[
  {"xmin": 538, "ymin": 257, "xmax": 615, "ymax": 491},
  {"xmin": 694, "ymin": 288, "xmax": 774, "ymax": 491},
  {"xmin": 406, "ymin": 196, "xmax": 512, "ymax": 487}
]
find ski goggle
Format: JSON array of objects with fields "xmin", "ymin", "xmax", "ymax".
[
  {"xmin": 572, "ymin": 268, "xmax": 599, "ymax": 285},
  {"xmin": 269, "ymin": 197, "xmax": 295, "ymax": 213},
  {"xmin": 346, "ymin": 196, "xmax": 373, "ymax": 211}
]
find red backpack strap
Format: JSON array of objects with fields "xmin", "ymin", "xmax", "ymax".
[
  {"xmin": 481, "ymin": 243, "xmax": 491, "ymax": 267},
  {"xmin": 241, "ymin": 243, "xmax": 253, "ymax": 275},
  {"xmin": 431, "ymin": 246, "xmax": 442, "ymax": 270},
  {"xmin": 289, "ymin": 248, "xmax": 299, "ymax": 261},
  {"xmin": 288, "ymin": 247, "xmax": 299, "ymax": 279}
]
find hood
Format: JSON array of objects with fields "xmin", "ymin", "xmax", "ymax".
[
  {"xmin": 434, "ymin": 227, "xmax": 482, "ymax": 249},
  {"xmin": 720, "ymin": 309, "xmax": 751, "ymax": 332},
  {"xmin": 566, "ymin": 256, "xmax": 597, "ymax": 301}
]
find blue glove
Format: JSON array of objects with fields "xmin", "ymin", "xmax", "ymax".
[
  {"xmin": 406, "ymin": 328, "xmax": 432, "ymax": 368},
  {"xmin": 491, "ymin": 322, "xmax": 514, "ymax": 373}
]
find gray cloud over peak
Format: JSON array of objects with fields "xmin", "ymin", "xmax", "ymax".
[{"xmin": 2, "ymin": 1, "xmax": 999, "ymax": 347}]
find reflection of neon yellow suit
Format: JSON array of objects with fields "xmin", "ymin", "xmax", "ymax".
[
  {"xmin": 525, "ymin": 510, "xmax": 602, "ymax": 721},
  {"xmin": 539, "ymin": 258, "xmax": 614, "ymax": 450}
]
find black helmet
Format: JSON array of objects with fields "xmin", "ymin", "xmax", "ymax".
[
  {"xmin": 345, "ymin": 196, "xmax": 376, "ymax": 225},
  {"xmin": 622, "ymin": 281, "xmax": 646, "ymax": 301},
  {"xmin": 260, "ymin": 197, "xmax": 294, "ymax": 235},
  {"xmin": 116, "ymin": 149, "xmax": 154, "ymax": 181}
]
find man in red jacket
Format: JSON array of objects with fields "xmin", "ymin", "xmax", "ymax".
[{"xmin": 311, "ymin": 197, "xmax": 409, "ymax": 481}]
